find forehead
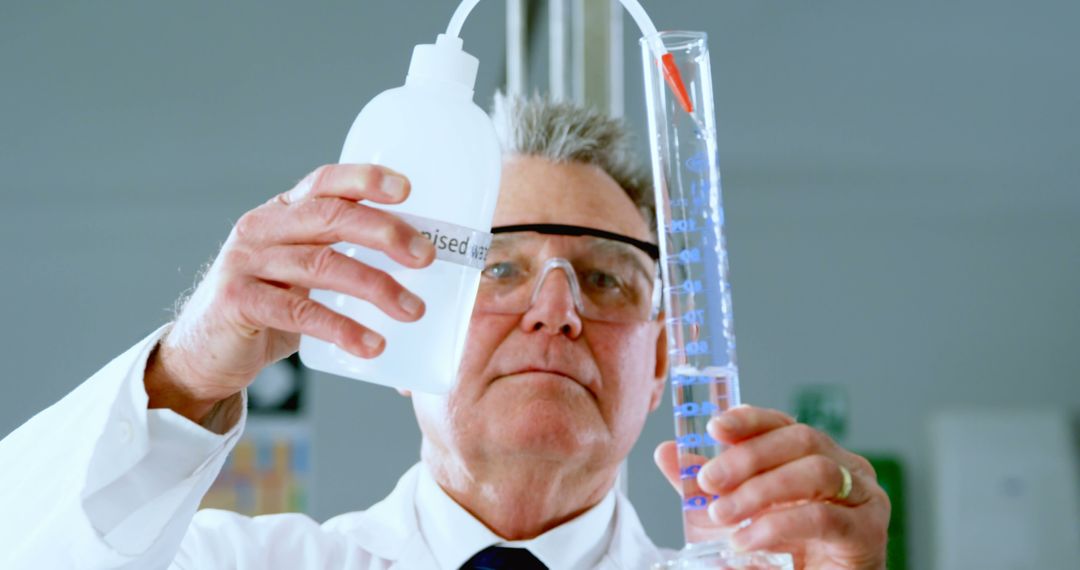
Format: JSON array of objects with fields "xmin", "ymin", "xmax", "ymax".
[{"xmin": 493, "ymin": 155, "xmax": 652, "ymax": 243}]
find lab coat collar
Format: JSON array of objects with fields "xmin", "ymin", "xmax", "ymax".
[
  {"xmin": 323, "ymin": 463, "xmax": 666, "ymax": 569},
  {"xmin": 323, "ymin": 464, "xmax": 426, "ymax": 563},
  {"xmin": 415, "ymin": 461, "xmax": 616, "ymax": 569},
  {"xmin": 604, "ymin": 490, "xmax": 667, "ymax": 569}
]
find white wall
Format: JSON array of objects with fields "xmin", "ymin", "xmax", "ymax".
[{"xmin": 2, "ymin": 2, "xmax": 1078, "ymax": 568}]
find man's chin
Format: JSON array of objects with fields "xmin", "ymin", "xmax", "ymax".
[
  {"xmin": 486, "ymin": 403, "xmax": 603, "ymax": 458},
  {"xmin": 473, "ymin": 374, "xmax": 606, "ymax": 454}
]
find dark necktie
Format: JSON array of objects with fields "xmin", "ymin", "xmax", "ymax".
[{"xmin": 459, "ymin": 546, "xmax": 549, "ymax": 570}]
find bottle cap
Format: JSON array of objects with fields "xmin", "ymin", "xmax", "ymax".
[{"xmin": 406, "ymin": 34, "xmax": 478, "ymax": 92}]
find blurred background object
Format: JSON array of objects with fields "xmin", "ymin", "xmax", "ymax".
[
  {"xmin": 932, "ymin": 410, "xmax": 1080, "ymax": 569},
  {"xmin": 200, "ymin": 355, "xmax": 312, "ymax": 515},
  {"xmin": 1, "ymin": 2, "xmax": 1078, "ymax": 568}
]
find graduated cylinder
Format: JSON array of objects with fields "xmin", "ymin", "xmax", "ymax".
[{"xmin": 643, "ymin": 30, "xmax": 793, "ymax": 569}]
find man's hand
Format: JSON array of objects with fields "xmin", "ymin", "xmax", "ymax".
[
  {"xmin": 654, "ymin": 406, "xmax": 890, "ymax": 570},
  {"xmin": 146, "ymin": 164, "xmax": 436, "ymax": 423}
]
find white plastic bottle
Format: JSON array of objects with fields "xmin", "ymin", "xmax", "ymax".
[{"xmin": 299, "ymin": 34, "xmax": 501, "ymax": 394}]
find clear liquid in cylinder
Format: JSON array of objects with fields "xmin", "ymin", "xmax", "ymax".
[{"xmin": 670, "ymin": 365, "xmax": 737, "ymax": 544}]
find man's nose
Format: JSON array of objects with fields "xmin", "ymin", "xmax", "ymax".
[{"xmin": 520, "ymin": 266, "xmax": 584, "ymax": 338}]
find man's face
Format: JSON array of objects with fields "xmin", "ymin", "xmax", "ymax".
[{"xmin": 412, "ymin": 155, "xmax": 667, "ymax": 475}]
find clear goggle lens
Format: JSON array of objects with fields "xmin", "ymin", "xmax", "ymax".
[{"xmin": 476, "ymin": 227, "xmax": 661, "ymax": 323}]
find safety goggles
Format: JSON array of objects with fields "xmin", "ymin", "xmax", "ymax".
[{"xmin": 475, "ymin": 224, "xmax": 662, "ymax": 323}]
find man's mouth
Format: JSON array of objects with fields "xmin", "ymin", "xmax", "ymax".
[
  {"xmin": 504, "ymin": 367, "xmax": 578, "ymax": 382},
  {"xmin": 496, "ymin": 367, "xmax": 598, "ymax": 400}
]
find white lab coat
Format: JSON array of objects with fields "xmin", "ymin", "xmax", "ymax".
[{"xmin": 0, "ymin": 327, "xmax": 673, "ymax": 569}]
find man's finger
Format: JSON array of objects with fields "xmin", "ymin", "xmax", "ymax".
[
  {"xmin": 698, "ymin": 422, "xmax": 838, "ymax": 494},
  {"xmin": 732, "ymin": 501, "xmax": 889, "ymax": 560},
  {"xmin": 234, "ymin": 279, "xmax": 385, "ymax": 359},
  {"xmin": 251, "ymin": 245, "xmax": 425, "ymax": 324},
  {"xmin": 654, "ymin": 441, "xmax": 714, "ymax": 496},
  {"xmin": 707, "ymin": 405, "xmax": 796, "ymax": 444},
  {"xmin": 706, "ymin": 454, "xmax": 871, "ymax": 525},
  {"xmin": 654, "ymin": 441, "xmax": 682, "ymax": 493},
  {"xmin": 235, "ymin": 199, "xmax": 435, "ymax": 269},
  {"xmin": 654, "ymin": 441, "xmax": 725, "ymax": 533},
  {"xmin": 275, "ymin": 164, "xmax": 410, "ymax": 206}
]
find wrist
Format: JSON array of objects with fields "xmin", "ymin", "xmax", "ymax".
[{"xmin": 144, "ymin": 336, "xmax": 235, "ymax": 424}]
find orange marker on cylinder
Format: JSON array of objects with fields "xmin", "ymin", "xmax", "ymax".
[{"xmin": 661, "ymin": 53, "xmax": 694, "ymax": 114}]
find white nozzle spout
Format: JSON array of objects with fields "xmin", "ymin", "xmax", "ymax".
[
  {"xmin": 407, "ymin": 33, "xmax": 479, "ymax": 93},
  {"xmin": 446, "ymin": 0, "xmax": 482, "ymax": 38}
]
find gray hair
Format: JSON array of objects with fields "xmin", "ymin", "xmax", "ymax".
[{"xmin": 490, "ymin": 92, "xmax": 655, "ymax": 235}]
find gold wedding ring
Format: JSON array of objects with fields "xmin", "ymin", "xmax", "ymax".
[{"xmin": 836, "ymin": 464, "xmax": 853, "ymax": 501}]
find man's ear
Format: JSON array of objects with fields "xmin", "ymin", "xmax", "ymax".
[
  {"xmin": 397, "ymin": 389, "xmax": 412, "ymax": 397},
  {"xmin": 648, "ymin": 319, "xmax": 668, "ymax": 412}
]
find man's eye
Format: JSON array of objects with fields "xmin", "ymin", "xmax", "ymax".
[
  {"xmin": 483, "ymin": 262, "xmax": 521, "ymax": 280},
  {"xmin": 584, "ymin": 270, "xmax": 623, "ymax": 291}
]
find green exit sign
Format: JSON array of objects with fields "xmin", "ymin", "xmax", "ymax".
[{"xmin": 793, "ymin": 384, "xmax": 848, "ymax": 442}]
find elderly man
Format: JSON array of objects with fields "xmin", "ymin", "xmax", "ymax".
[{"xmin": 0, "ymin": 95, "xmax": 889, "ymax": 569}]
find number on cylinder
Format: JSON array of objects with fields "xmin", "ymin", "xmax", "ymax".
[
  {"xmin": 680, "ymin": 464, "xmax": 702, "ymax": 479},
  {"xmin": 675, "ymin": 401, "xmax": 719, "ymax": 418},
  {"xmin": 682, "ymin": 280, "xmax": 703, "ymax": 294},
  {"xmin": 683, "ymin": 310, "xmax": 706, "ymax": 324},
  {"xmin": 676, "ymin": 432, "xmax": 719, "ymax": 448},
  {"xmin": 670, "ymin": 219, "xmax": 697, "ymax": 233},
  {"xmin": 685, "ymin": 341, "xmax": 709, "ymax": 355},
  {"xmin": 683, "ymin": 494, "xmax": 719, "ymax": 510}
]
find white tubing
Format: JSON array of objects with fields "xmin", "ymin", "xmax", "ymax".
[
  {"xmin": 616, "ymin": 0, "xmax": 667, "ymax": 59},
  {"xmin": 447, "ymin": 0, "xmax": 667, "ymax": 61},
  {"xmin": 446, "ymin": 0, "xmax": 483, "ymax": 38}
]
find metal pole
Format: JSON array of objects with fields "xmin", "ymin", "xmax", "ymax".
[
  {"xmin": 506, "ymin": 0, "xmax": 527, "ymax": 96},
  {"xmin": 573, "ymin": 0, "xmax": 624, "ymax": 115},
  {"xmin": 571, "ymin": 0, "xmax": 587, "ymax": 105},
  {"xmin": 608, "ymin": 0, "xmax": 624, "ymax": 117},
  {"xmin": 549, "ymin": 0, "xmax": 569, "ymax": 100}
]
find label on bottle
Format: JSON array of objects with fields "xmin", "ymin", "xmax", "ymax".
[{"xmin": 396, "ymin": 212, "xmax": 491, "ymax": 270}]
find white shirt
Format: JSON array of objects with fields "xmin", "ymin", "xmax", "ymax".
[{"xmin": 0, "ymin": 325, "xmax": 671, "ymax": 569}]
